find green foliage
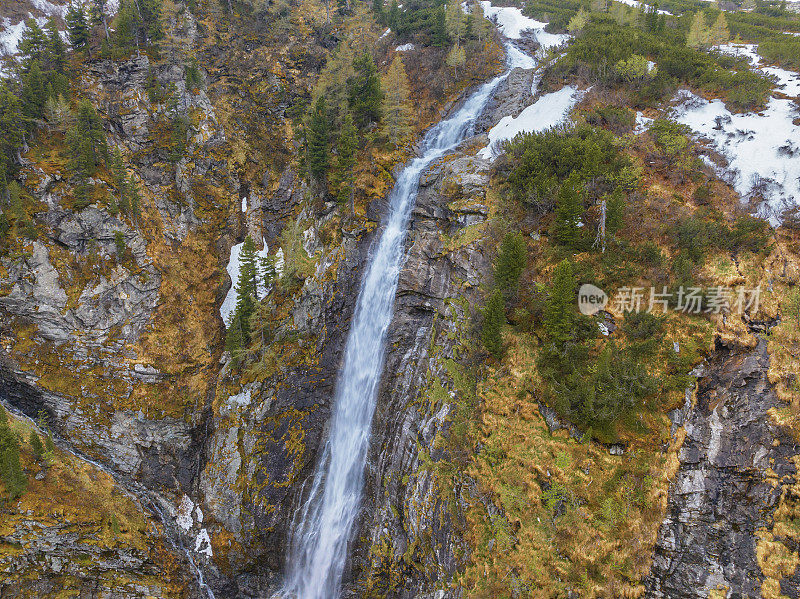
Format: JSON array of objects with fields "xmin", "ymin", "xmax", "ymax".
[
  {"xmin": 386, "ymin": 0, "xmax": 449, "ymax": 47},
  {"xmin": 185, "ymin": 60, "xmax": 203, "ymax": 90},
  {"xmin": 114, "ymin": 231, "xmax": 127, "ymax": 258},
  {"xmin": 348, "ymin": 52, "xmax": 383, "ymax": 129},
  {"xmin": 113, "ymin": 0, "xmax": 164, "ymax": 52},
  {"xmin": 307, "ymin": 96, "xmax": 330, "ymax": 184},
  {"xmin": 648, "ymin": 118, "xmax": 690, "ymax": 166},
  {"xmin": 67, "ymin": 99, "xmax": 108, "ymax": 183},
  {"xmin": 0, "ymin": 83, "xmax": 24, "ymax": 178},
  {"xmin": 542, "ymin": 260, "xmax": 578, "ymax": 349},
  {"xmin": 66, "ymin": 4, "xmax": 90, "ymax": 51},
  {"xmin": 481, "ymin": 289, "xmax": 505, "ymax": 359},
  {"xmin": 29, "ymin": 431, "xmax": 44, "ymax": 460},
  {"xmin": 551, "ymin": 174, "xmax": 585, "ymax": 250},
  {"xmin": 505, "ymin": 124, "xmax": 629, "ymax": 211},
  {"xmin": 0, "ymin": 415, "xmax": 27, "ymax": 500},
  {"xmin": 495, "ymin": 231, "xmax": 527, "ymax": 294},
  {"xmin": 334, "ymin": 111, "xmax": 358, "ymax": 206},
  {"xmin": 621, "ymin": 310, "xmax": 664, "ymax": 340}
]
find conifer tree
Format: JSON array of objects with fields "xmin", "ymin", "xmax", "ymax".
[
  {"xmin": 382, "ymin": 56, "xmax": 412, "ymax": 146},
  {"xmin": 446, "ymin": 44, "xmax": 466, "ymax": 77},
  {"xmin": 709, "ymin": 12, "xmax": 730, "ymax": 45},
  {"xmin": 29, "ymin": 431, "xmax": 44, "ymax": 460},
  {"xmin": 67, "ymin": 99, "xmax": 108, "ymax": 181},
  {"xmin": 66, "ymin": 4, "xmax": 90, "ymax": 51},
  {"xmin": 228, "ymin": 237, "xmax": 259, "ymax": 348},
  {"xmin": 472, "ymin": 7, "xmax": 491, "ymax": 43},
  {"xmin": 551, "ymin": 175, "xmax": 584, "ymax": 249},
  {"xmin": 445, "ymin": 1, "xmax": 466, "ymax": 45},
  {"xmin": 348, "ymin": 52, "xmax": 383, "ymax": 129},
  {"xmin": 307, "ymin": 96, "xmax": 330, "ymax": 185},
  {"xmin": 495, "ymin": 231, "xmax": 527, "ymax": 293},
  {"xmin": 0, "ymin": 417, "xmax": 27, "ymax": 499},
  {"xmin": 89, "ymin": 0, "xmax": 110, "ymax": 41},
  {"xmin": 687, "ymin": 12, "xmax": 710, "ymax": 49},
  {"xmin": 20, "ymin": 61, "xmax": 47, "ymax": 122},
  {"xmin": 19, "ymin": 19, "xmax": 49, "ymax": 71},
  {"xmin": 543, "ymin": 259, "xmax": 576, "ymax": 349},
  {"xmin": 0, "ymin": 84, "xmax": 24, "ymax": 177},
  {"xmin": 482, "ymin": 289, "xmax": 505, "ymax": 358},
  {"xmin": 334, "ymin": 111, "xmax": 358, "ymax": 208},
  {"xmin": 568, "ymin": 7, "xmax": 589, "ymax": 33},
  {"xmin": 45, "ymin": 18, "xmax": 66, "ymax": 73},
  {"xmin": 314, "ymin": 43, "xmax": 355, "ymax": 128}
]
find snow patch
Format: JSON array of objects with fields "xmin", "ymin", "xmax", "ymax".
[
  {"xmin": 241, "ymin": 196, "xmax": 247, "ymax": 212},
  {"xmin": 480, "ymin": 1, "xmax": 568, "ymax": 48},
  {"xmin": 634, "ymin": 111, "xmax": 653, "ymax": 134},
  {"xmin": 478, "ymin": 86, "xmax": 581, "ymax": 159},
  {"xmin": 0, "ymin": 19, "xmax": 29, "ymax": 57},
  {"xmin": 195, "ymin": 505, "xmax": 204, "ymax": 524},
  {"xmin": 220, "ymin": 241, "xmax": 270, "ymax": 323},
  {"xmin": 30, "ymin": 0, "xmax": 68, "ymax": 18},
  {"xmin": 379, "ymin": 28, "xmax": 391, "ymax": 39},
  {"xmin": 672, "ymin": 89, "xmax": 800, "ymax": 225},
  {"xmin": 395, "ymin": 43, "xmax": 414, "ymax": 51},
  {"xmin": 227, "ymin": 387, "xmax": 252, "ymax": 408},
  {"xmin": 195, "ymin": 529, "xmax": 213, "ymax": 557},
  {"xmin": 176, "ymin": 495, "xmax": 195, "ymax": 531}
]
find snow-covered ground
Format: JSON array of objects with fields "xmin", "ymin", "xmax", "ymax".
[
  {"xmin": 0, "ymin": 18, "xmax": 30, "ymax": 57},
  {"xmin": 673, "ymin": 42, "xmax": 800, "ymax": 224},
  {"xmin": 480, "ymin": 1, "xmax": 568, "ymax": 49},
  {"xmin": 220, "ymin": 241, "xmax": 270, "ymax": 323},
  {"xmin": 673, "ymin": 91, "xmax": 800, "ymax": 224},
  {"xmin": 479, "ymin": 86, "xmax": 581, "ymax": 159},
  {"xmin": 395, "ymin": 43, "xmax": 414, "ymax": 52}
]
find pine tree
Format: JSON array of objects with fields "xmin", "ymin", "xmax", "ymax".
[
  {"xmin": 66, "ymin": 4, "xmax": 90, "ymax": 51},
  {"xmin": 709, "ymin": 12, "xmax": 729, "ymax": 45},
  {"xmin": 67, "ymin": 99, "xmax": 108, "ymax": 182},
  {"xmin": 314, "ymin": 43, "xmax": 355, "ymax": 128},
  {"xmin": 445, "ymin": 1, "xmax": 466, "ymax": 45},
  {"xmin": 45, "ymin": 18, "xmax": 66, "ymax": 73},
  {"xmin": 605, "ymin": 188, "xmax": 625, "ymax": 238},
  {"xmin": 543, "ymin": 260, "xmax": 576, "ymax": 348},
  {"xmin": 568, "ymin": 7, "xmax": 589, "ymax": 33},
  {"xmin": 348, "ymin": 52, "xmax": 383, "ymax": 129},
  {"xmin": 334, "ymin": 111, "xmax": 358, "ymax": 208},
  {"xmin": 89, "ymin": 0, "xmax": 110, "ymax": 41},
  {"xmin": 19, "ymin": 19, "xmax": 49, "ymax": 71},
  {"xmin": 382, "ymin": 56, "xmax": 412, "ymax": 146},
  {"xmin": 495, "ymin": 231, "xmax": 527, "ymax": 293},
  {"xmin": 481, "ymin": 289, "xmax": 505, "ymax": 359},
  {"xmin": 551, "ymin": 175, "xmax": 584, "ymax": 249},
  {"xmin": 29, "ymin": 431, "xmax": 44, "ymax": 460},
  {"xmin": 687, "ymin": 12, "xmax": 710, "ymax": 49},
  {"xmin": 238, "ymin": 236, "xmax": 259, "ymax": 302},
  {"xmin": 472, "ymin": 8, "xmax": 491, "ymax": 43},
  {"xmin": 0, "ymin": 419, "xmax": 27, "ymax": 499},
  {"xmin": 307, "ymin": 96, "xmax": 330, "ymax": 185},
  {"xmin": 0, "ymin": 84, "xmax": 24, "ymax": 177},
  {"xmin": 446, "ymin": 44, "xmax": 466, "ymax": 77},
  {"xmin": 20, "ymin": 61, "xmax": 47, "ymax": 122}
]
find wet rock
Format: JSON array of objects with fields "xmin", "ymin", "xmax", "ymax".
[{"xmin": 645, "ymin": 339, "xmax": 799, "ymax": 598}]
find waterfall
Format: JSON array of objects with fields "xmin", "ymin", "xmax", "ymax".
[{"xmin": 281, "ymin": 36, "xmax": 534, "ymax": 599}]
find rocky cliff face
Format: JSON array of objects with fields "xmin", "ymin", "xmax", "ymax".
[{"xmin": 646, "ymin": 338, "xmax": 799, "ymax": 599}]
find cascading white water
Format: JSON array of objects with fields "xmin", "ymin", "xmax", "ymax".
[{"xmin": 281, "ymin": 35, "xmax": 535, "ymax": 599}]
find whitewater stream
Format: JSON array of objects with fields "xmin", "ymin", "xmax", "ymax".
[{"xmin": 280, "ymin": 14, "xmax": 551, "ymax": 599}]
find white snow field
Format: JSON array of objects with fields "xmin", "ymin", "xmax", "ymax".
[
  {"xmin": 673, "ymin": 43, "xmax": 800, "ymax": 224},
  {"xmin": 219, "ymin": 241, "xmax": 270, "ymax": 323},
  {"xmin": 480, "ymin": 1, "xmax": 568, "ymax": 49},
  {"xmin": 479, "ymin": 86, "xmax": 581, "ymax": 159}
]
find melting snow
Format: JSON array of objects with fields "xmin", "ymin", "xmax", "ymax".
[
  {"xmin": 672, "ymin": 90, "xmax": 800, "ymax": 225},
  {"xmin": 478, "ymin": 86, "xmax": 581, "ymax": 159},
  {"xmin": 241, "ymin": 196, "xmax": 247, "ymax": 212},
  {"xmin": 220, "ymin": 241, "xmax": 270, "ymax": 323},
  {"xmin": 672, "ymin": 43, "xmax": 800, "ymax": 224},
  {"xmin": 379, "ymin": 28, "xmax": 391, "ymax": 39},
  {"xmin": 480, "ymin": 1, "xmax": 568, "ymax": 49},
  {"xmin": 395, "ymin": 43, "xmax": 414, "ymax": 51},
  {"xmin": 635, "ymin": 111, "xmax": 653, "ymax": 134},
  {"xmin": 176, "ymin": 495, "xmax": 195, "ymax": 531},
  {"xmin": 0, "ymin": 19, "xmax": 29, "ymax": 57},
  {"xmin": 227, "ymin": 387, "xmax": 252, "ymax": 408},
  {"xmin": 195, "ymin": 529, "xmax": 213, "ymax": 557}
]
